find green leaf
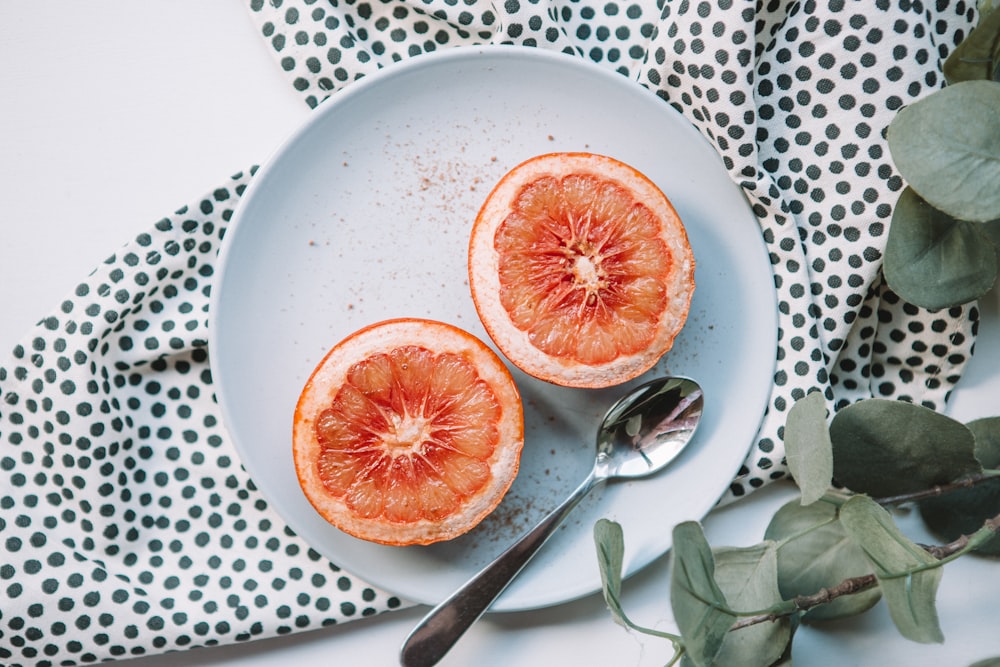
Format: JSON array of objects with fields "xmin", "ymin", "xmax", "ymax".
[
  {"xmin": 979, "ymin": 219, "xmax": 1000, "ymax": 247},
  {"xmin": 624, "ymin": 413, "xmax": 643, "ymax": 438},
  {"xmin": 830, "ymin": 399, "xmax": 981, "ymax": 498},
  {"xmin": 594, "ymin": 518, "xmax": 685, "ymax": 661},
  {"xmin": 670, "ymin": 521, "xmax": 735, "ymax": 667},
  {"xmin": 784, "ymin": 392, "xmax": 833, "ymax": 505},
  {"xmin": 594, "ymin": 518, "xmax": 630, "ymax": 629},
  {"xmin": 919, "ymin": 417, "xmax": 1000, "ymax": 555},
  {"xmin": 943, "ymin": 8, "xmax": 1000, "ymax": 84},
  {"xmin": 712, "ymin": 542, "xmax": 791, "ymax": 667},
  {"xmin": 886, "ymin": 80, "xmax": 1000, "ymax": 223},
  {"xmin": 839, "ymin": 496, "xmax": 944, "ymax": 644},
  {"xmin": 883, "ymin": 187, "xmax": 997, "ymax": 309},
  {"xmin": 970, "ymin": 659, "xmax": 1000, "ymax": 667},
  {"xmin": 764, "ymin": 498, "xmax": 882, "ymax": 621}
]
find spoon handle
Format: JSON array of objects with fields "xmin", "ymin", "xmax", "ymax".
[{"xmin": 399, "ymin": 470, "xmax": 601, "ymax": 667}]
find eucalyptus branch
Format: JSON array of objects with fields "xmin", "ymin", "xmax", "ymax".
[
  {"xmin": 872, "ymin": 470, "xmax": 1000, "ymax": 506},
  {"xmin": 918, "ymin": 513, "xmax": 1000, "ymax": 562},
  {"xmin": 729, "ymin": 575, "xmax": 878, "ymax": 631},
  {"xmin": 728, "ymin": 510, "xmax": 1000, "ymax": 632}
]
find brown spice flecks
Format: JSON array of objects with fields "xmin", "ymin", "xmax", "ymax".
[{"xmin": 475, "ymin": 493, "xmax": 538, "ymax": 543}]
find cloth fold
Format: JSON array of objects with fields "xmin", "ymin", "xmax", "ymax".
[{"xmin": 0, "ymin": 0, "xmax": 980, "ymax": 664}]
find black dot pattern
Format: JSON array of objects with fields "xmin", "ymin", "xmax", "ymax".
[
  {"xmin": 0, "ymin": 0, "xmax": 982, "ymax": 663},
  {"xmin": 244, "ymin": 0, "xmax": 980, "ymax": 496},
  {"xmin": 638, "ymin": 0, "xmax": 979, "ymax": 497},
  {"xmin": 0, "ymin": 171, "xmax": 404, "ymax": 665}
]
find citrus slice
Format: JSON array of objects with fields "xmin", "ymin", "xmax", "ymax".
[
  {"xmin": 293, "ymin": 318, "xmax": 524, "ymax": 546},
  {"xmin": 468, "ymin": 152, "xmax": 695, "ymax": 388}
]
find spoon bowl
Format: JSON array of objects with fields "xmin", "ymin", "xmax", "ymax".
[{"xmin": 400, "ymin": 375, "xmax": 704, "ymax": 667}]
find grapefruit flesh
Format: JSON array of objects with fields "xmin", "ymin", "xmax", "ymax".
[
  {"xmin": 469, "ymin": 152, "xmax": 695, "ymax": 388},
  {"xmin": 293, "ymin": 318, "xmax": 524, "ymax": 546}
]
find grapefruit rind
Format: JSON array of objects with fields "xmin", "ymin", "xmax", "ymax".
[
  {"xmin": 293, "ymin": 318, "xmax": 524, "ymax": 546},
  {"xmin": 469, "ymin": 152, "xmax": 695, "ymax": 389}
]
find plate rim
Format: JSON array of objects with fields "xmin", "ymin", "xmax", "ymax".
[{"xmin": 208, "ymin": 43, "xmax": 778, "ymax": 611}]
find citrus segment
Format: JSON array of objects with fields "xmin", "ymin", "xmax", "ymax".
[
  {"xmin": 293, "ymin": 318, "xmax": 524, "ymax": 546},
  {"xmin": 469, "ymin": 152, "xmax": 695, "ymax": 388}
]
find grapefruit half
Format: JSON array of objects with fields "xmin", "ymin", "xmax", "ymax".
[
  {"xmin": 469, "ymin": 152, "xmax": 695, "ymax": 388},
  {"xmin": 293, "ymin": 318, "xmax": 524, "ymax": 546}
]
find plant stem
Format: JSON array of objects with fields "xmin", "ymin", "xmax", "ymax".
[
  {"xmin": 729, "ymin": 575, "xmax": 878, "ymax": 631},
  {"xmin": 920, "ymin": 513, "xmax": 1000, "ymax": 561},
  {"xmin": 873, "ymin": 470, "xmax": 1000, "ymax": 506}
]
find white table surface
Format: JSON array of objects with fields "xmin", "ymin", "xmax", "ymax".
[{"xmin": 3, "ymin": 3, "xmax": 1000, "ymax": 666}]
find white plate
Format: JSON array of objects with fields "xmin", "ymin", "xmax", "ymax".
[{"xmin": 210, "ymin": 45, "xmax": 776, "ymax": 612}]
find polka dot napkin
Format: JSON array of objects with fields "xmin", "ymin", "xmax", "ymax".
[{"xmin": 0, "ymin": 0, "xmax": 981, "ymax": 664}]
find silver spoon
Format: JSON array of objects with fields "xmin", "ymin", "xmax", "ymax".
[{"xmin": 399, "ymin": 375, "xmax": 704, "ymax": 667}]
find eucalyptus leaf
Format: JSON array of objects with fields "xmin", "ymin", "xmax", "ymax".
[
  {"xmin": 883, "ymin": 187, "xmax": 997, "ymax": 310},
  {"xmin": 943, "ymin": 7, "xmax": 1000, "ymax": 83},
  {"xmin": 624, "ymin": 413, "xmax": 643, "ymax": 438},
  {"xmin": 764, "ymin": 498, "xmax": 881, "ymax": 621},
  {"xmin": 595, "ymin": 518, "xmax": 631, "ymax": 629},
  {"xmin": 711, "ymin": 542, "xmax": 791, "ymax": 667},
  {"xmin": 839, "ymin": 496, "xmax": 944, "ymax": 644},
  {"xmin": 970, "ymin": 658, "xmax": 1000, "ymax": 667},
  {"xmin": 670, "ymin": 521, "xmax": 735, "ymax": 667},
  {"xmin": 886, "ymin": 80, "xmax": 1000, "ymax": 223},
  {"xmin": 919, "ymin": 417, "xmax": 1000, "ymax": 555},
  {"xmin": 980, "ymin": 219, "xmax": 1000, "ymax": 247},
  {"xmin": 830, "ymin": 399, "xmax": 980, "ymax": 498},
  {"xmin": 784, "ymin": 392, "xmax": 833, "ymax": 505}
]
